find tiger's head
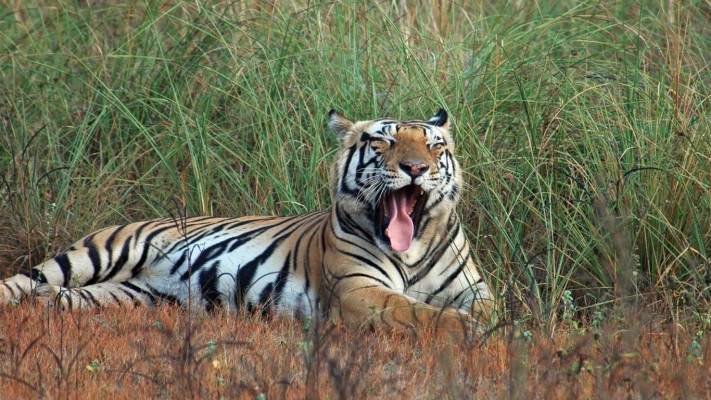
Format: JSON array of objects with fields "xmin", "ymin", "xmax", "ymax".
[{"xmin": 328, "ymin": 110, "xmax": 462, "ymax": 253}]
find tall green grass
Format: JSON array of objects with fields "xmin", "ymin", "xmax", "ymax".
[{"xmin": 1, "ymin": 0, "xmax": 709, "ymax": 329}]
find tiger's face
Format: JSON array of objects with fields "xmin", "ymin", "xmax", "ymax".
[{"xmin": 329, "ymin": 110, "xmax": 461, "ymax": 253}]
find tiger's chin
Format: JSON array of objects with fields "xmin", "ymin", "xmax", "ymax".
[{"xmin": 377, "ymin": 184, "xmax": 428, "ymax": 253}]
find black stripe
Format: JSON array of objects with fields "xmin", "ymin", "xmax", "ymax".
[
  {"xmin": 448, "ymin": 183, "xmax": 459, "ymax": 201},
  {"xmin": 390, "ymin": 262, "xmax": 408, "ymax": 287},
  {"xmin": 331, "ymin": 273, "xmax": 392, "ymax": 289},
  {"xmin": 2, "ymin": 282, "xmax": 18, "ymax": 297},
  {"xmin": 62, "ymin": 289, "xmax": 73, "ymax": 309},
  {"xmin": 270, "ymin": 212, "xmax": 323, "ymax": 240},
  {"xmin": 78, "ymin": 289, "xmax": 98, "ymax": 306},
  {"xmin": 233, "ymin": 238, "xmax": 284, "ymax": 308},
  {"xmin": 103, "ymin": 235, "xmax": 133, "ymax": 282},
  {"xmin": 130, "ymin": 224, "xmax": 177, "ymax": 277},
  {"xmin": 54, "ymin": 253, "xmax": 73, "ymax": 287},
  {"xmin": 161, "ymin": 219, "xmax": 245, "ymax": 256},
  {"xmin": 89, "ymin": 224, "xmax": 128, "ymax": 285},
  {"xmin": 161, "ymin": 228, "xmax": 210, "ymax": 257},
  {"xmin": 146, "ymin": 283, "xmax": 181, "ymax": 305},
  {"xmin": 199, "ymin": 261, "xmax": 222, "ymax": 312},
  {"xmin": 425, "ymin": 257, "xmax": 468, "ymax": 304},
  {"xmin": 331, "ymin": 218, "xmax": 383, "ymax": 264},
  {"xmin": 353, "ymin": 146, "xmax": 369, "ymax": 184},
  {"xmin": 341, "ymin": 251, "xmax": 392, "ymax": 289},
  {"xmin": 121, "ymin": 281, "xmax": 157, "ymax": 299},
  {"xmin": 223, "ymin": 216, "xmax": 280, "ymax": 232},
  {"xmin": 19, "ymin": 268, "xmax": 48, "ymax": 284},
  {"xmin": 437, "ymin": 241, "xmax": 466, "ymax": 279},
  {"xmin": 301, "ymin": 221, "xmax": 326, "ymax": 295},
  {"xmin": 291, "ymin": 231, "xmax": 301, "ymax": 274},
  {"xmin": 423, "ymin": 192, "xmax": 446, "ymax": 215},
  {"xmin": 179, "ymin": 239, "xmax": 235, "ymax": 281},
  {"xmin": 120, "ymin": 281, "xmax": 155, "ymax": 305},
  {"xmin": 449, "ymin": 277, "xmax": 485, "ymax": 306},
  {"xmin": 117, "ymin": 287, "xmax": 137, "ymax": 301},
  {"xmin": 13, "ymin": 282, "xmax": 25, "ymax": 297},
  {"xmin": 405, "ymin": 214, "xmax": 458, "ymax": 285},
  {"xmin": 339, "ymin": 145, "xmax": 360, "ymax": 197},
  {"xmin": 405, "ymin": 236, "xmax": 450, "ymax": 285},
  {"xmin": 271, "ymin": 253, "xmax": 292, "ymax": 310},
  {"xmin": 169, "ymin": 221, "xmax": 277, "ymax": 272},
  {"xmin": 227, "ymin": 235, "xmax": 253, "ymax": 252},
  {"xmin": 108, "ymin": 291, "xmax": 121, "ymax": 305},
  {"xmin": 320, "ymin": 216, "xmax": 329, "ymax": 254},
  {"xmin": 169, "ymin": 249, "xmax": 189, "ymax": 275},
  {"xmin": 335, "ymin": 205, "xmax": 372, "ymax": 239},
  {"xmin": 189, "ymin": 240, "xmax": 229, "ymax": 274},
  {"xmin": 84, "ymin": 235, "xmax": 103, "ymax": 286},
  {"xmin": 257, "ymin": 282, "xmax": 274, "ymax": 316}
]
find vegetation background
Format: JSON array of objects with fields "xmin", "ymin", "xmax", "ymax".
[{"xmin": 0, "ymin": 0, "xmax": 709, "ymax": 398}]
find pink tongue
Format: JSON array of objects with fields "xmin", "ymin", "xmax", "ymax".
[{"xmin": 385, "ymin": 193, "xmax": 414, "ymax": 252}]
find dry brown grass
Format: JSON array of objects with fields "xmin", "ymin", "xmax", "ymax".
[{"xmin": 1, "ymin": 304, "xmax": 708, "ymax": 399}]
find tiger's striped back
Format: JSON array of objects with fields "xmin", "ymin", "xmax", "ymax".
[{"xmin": 3, "ymin": 213, "xmax": 329, "ymax": 315}]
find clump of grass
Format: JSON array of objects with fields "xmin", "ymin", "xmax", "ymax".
[{"xmin": 0, "ymin": 304, "xmax": 708, "ymax": 398}]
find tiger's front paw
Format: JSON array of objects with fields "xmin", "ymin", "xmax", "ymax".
[
  {"xmin": 33, "ymin": 283, "xmax": 58, "ymax": 298},
  {"xmin": 28, "ymin": 285, "xmax": 78, "ymax": 311},
  {"xmin": 25, "ymin": 284, "xmax": 59, "ymax": 308},
  {"xmin": 434, "ymin": 308, "xmax": 487, "ymax": 344}
]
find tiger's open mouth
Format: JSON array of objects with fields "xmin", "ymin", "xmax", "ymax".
[{"xmin": 377, "ymin": 185, "xmax": 428, "ymax": 252}]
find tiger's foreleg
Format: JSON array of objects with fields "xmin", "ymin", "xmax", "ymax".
[{"xmin": 327, "ymin": 281, "xmax": 484, "ymax": 343}]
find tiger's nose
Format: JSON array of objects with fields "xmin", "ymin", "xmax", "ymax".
[{"xmin": 400, "ymin": 161, "xmax": 430, "ymax": 177}]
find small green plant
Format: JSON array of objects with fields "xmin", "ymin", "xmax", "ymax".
[
  {"xmin": 212, "ymin": 376, "xmax": 225, "ymax": 386},
  {"xmin": 591, "ymin": 309, "xmax": 605, "ymax": 329},
  {"xmin": 202, "ymin": 340, "xmax": 218, "ymax": 361},
  {"xmin": 521, "ymin": 330, "xmax": 533, "ymax": 343},
  {"xmin": 85, "ymin": 359, "xmax": 101, "ymax": 372},
  {"xmin": 513, "ymin": 320, "xmax": 533, "ymax": 344},
  {"xmin": 561, "ymin": 290, "xmax": 580, "ymax": 331},
  {"xmin": 86, "ymin": 359, "xmax": 101, "ymax": 380},
  {"xmin": 686, "ymin": 330, "xmax": 705, "ymax": 363},
  {"xmin": 298, "ymin": 317, "xmax": 313, "ymax": 353}
]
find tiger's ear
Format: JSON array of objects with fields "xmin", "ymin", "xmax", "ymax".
[
  {"xmin": 427, "ymin": 109, "xmax": 449, "ymax": 128},
  {"xmin": 328, "ymin": 110, "xmax": 354, "ymax": 141}
]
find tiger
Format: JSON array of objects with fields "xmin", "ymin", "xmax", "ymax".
[{"xmin": 1, "ymin": 109, "xmax": 492, "ymax": 341}]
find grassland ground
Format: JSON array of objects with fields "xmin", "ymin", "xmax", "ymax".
[
  {"xmin": 0, "ymin": 303, "xmax": 708, "ymax": 399},
  {"xmin": 1, "ymin": 0, "xmax": 709, "ymax": 398}
]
